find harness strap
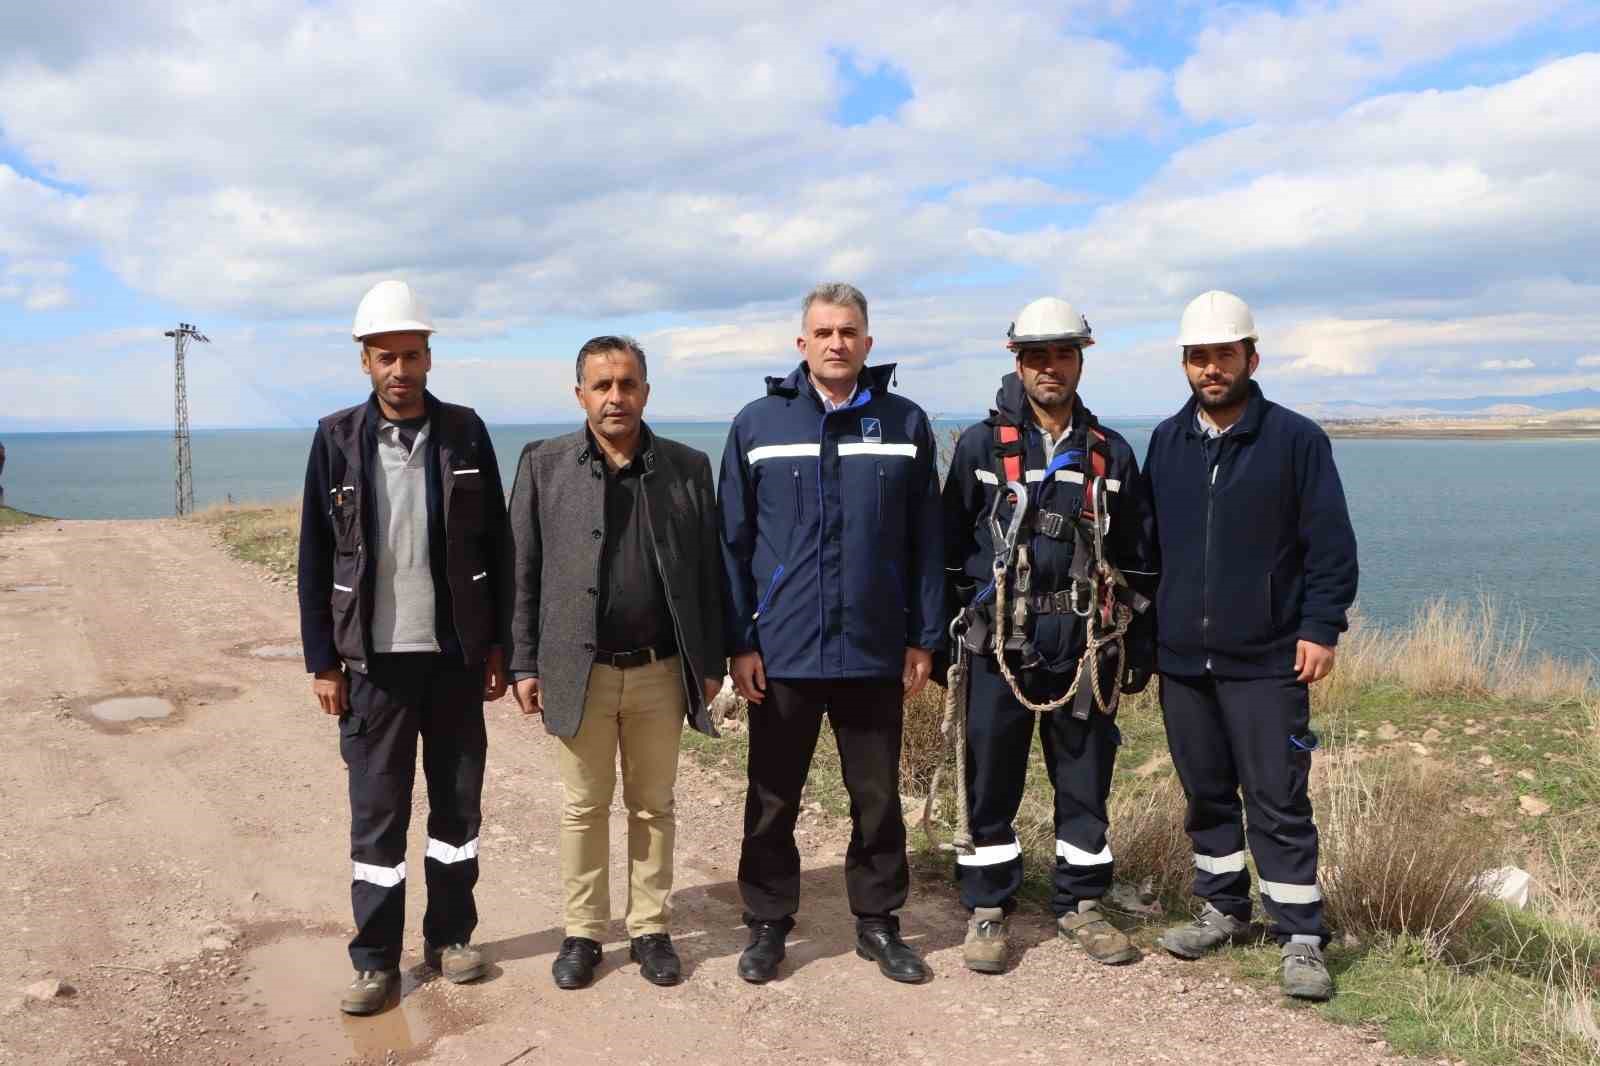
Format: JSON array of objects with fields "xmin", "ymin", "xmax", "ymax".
[{"xmin": 995, "ymin": 424, "xmax": 1023, "ymax": 485}]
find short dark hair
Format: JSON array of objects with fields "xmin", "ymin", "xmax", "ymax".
[{"xmin": 575, "ymin": 335, "xmax": 648, "ymax": 385}]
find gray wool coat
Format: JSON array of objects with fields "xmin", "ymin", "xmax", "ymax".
[{"xmin": 501, "ymin": 425, "xmax": 728, "ymax": 738}]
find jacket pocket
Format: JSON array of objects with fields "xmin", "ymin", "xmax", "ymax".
[
  {"xmin": 876, "ymin": 463, "xmax": 886, "ymax": 524},
  {"xmin": 1266, "ymin": 572, "xmax": 1277, "ymax": 631}
]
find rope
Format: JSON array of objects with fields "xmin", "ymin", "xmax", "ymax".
[
  {"xmin": 921, "ymin": 650, "xmax": 973, "ymax": 854},
  {"xmin": 992, "ymin": 554, "xmax": 1131, "ymax": 717}
]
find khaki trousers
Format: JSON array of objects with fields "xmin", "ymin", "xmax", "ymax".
[{"xmin": 557, "ymin": 656, "xmax": 685, "ymax": 939}]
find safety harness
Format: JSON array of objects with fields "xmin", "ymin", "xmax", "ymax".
[{"xmin": 923, "ymin": 414, "xmax": 1147, "ymax": 856}]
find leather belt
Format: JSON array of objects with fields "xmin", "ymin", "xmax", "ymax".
[
  {"xmin": 593, "ymin": 642, "xmax": 677, "ymax": 669},
  {"xmin": 1029, "ymin": 588, "xmax": 1091, "ymax": 615}
]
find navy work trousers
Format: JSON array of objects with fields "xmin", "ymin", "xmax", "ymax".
[
  {"xmin": 957, "ymin": 651, "xmax": 1120, "ymax": 916},
  {"xmin": 341, "ymin": 653, "xmax": 487, "ymax": 970},
  {"xmin": 1159, "ymin": 672, "xmax": 1327, "ymax": 943}
]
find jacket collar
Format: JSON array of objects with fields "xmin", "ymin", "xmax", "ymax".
[
  {"xmin": 764, "ymin": 361, "xmax": 896, "ymax": 410},
  {"xmin": 1178, "ymin": 379, "xmax": 1267, "ymax": 439},
  {"xmin": 578, "ymin": 421, "xmax": 657, "ymax": 475}
]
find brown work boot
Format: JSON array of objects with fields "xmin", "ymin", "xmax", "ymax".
[
  {"xmin": 424, "ymin": 942, "xmax": 487, "ymax": 984},
  {"xmin": 339, "ymin": 969, "xmax": 398, "ymax": 1015},
  {"xmin": 963, "ymin": 907, "xmax": 1008, "ymax": 974},
  {"xmin": 1058, "ymin": 900, "xmax": 1137, "ymax": 965}
]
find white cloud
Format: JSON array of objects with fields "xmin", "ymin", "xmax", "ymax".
[
  {"xmin": 1480, "ymin": 358, "xmax": 1536, "ymax": 369},
  {"xmin": 1175, "ymin": 0, "xmax": 1564, "ymax": 122}
]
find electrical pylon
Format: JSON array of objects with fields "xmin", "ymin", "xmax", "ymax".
[{"xmin": 163, "ymin": 323, "xmax": 210, "ymax": 516}]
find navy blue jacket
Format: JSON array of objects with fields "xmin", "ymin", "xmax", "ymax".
[
  {"xmin": 1143, "ymin": 382, "xmax": 1358, "ymax": 678},
  {"xmin": 943, "ymin": 375, "xmax": 1157, "ymax": 673},
  {"xmin": 718, "ymin": 362, "xmax": 945, "ymax": 680}
]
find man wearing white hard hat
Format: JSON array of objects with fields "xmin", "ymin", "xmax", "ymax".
[
  {"xmin": 1143, "ymin": 290, "xmax": 1357, "ymax": 1001},
  {"xmin": 297, "ymin": 280, "xmax": 509, "ymax": 1014},
  {"xmin": 941, "ymin": 297, "xmax": 1157, "ymax": 973}
]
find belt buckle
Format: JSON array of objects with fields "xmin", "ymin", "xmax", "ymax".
[{"xmin": 1038, "ymin": 511, "xmax": 1064, "ymax": 539}]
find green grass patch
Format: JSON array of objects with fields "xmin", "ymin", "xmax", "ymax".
[
  {"xmin": 0, "ymin": 505, "xmax": 48, "ymax": 532},
  {"xmin": 195, "ymin": 502, "xmax": 299, "ymax": 579}
]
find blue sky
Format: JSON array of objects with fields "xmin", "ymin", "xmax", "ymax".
[{"xmin": 2, "ymin": 1, "xmax": 1599, "ymax": 430}]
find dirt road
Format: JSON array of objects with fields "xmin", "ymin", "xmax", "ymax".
[{"xmin": 0, "ymin": 519, "xmax": 1405, "ymax": 1065}]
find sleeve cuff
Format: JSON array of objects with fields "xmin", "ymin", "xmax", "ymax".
[
  {"xmin": 509, "ymin": 670, "xmax": 538, "ymax": 682},
  {"xmin": 1298, "ymin": 622, "xmax": 1341, "ymax": 648}
]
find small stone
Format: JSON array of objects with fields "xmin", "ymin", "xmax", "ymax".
[
  {"xmin": 201, "ymin": 936, "xmax": 232, "ymax": 953},
  {"xmin": 1519, "ymin": 795, "xmax": 1551, "ymax": 818},
  {"xmin": 1476, "ymin": 755, "xmax": 1494, "ymax": 767},
  {"xmin": 1516, "ymin": 769, "xmax": 1536, "ymax": 782},
  {"xmin": 1376, "ymin": 723, "xmax": 1400, "ymax": 741},
  {"xmin": 23, "ymin": 979, "xmax": 70, "ymax": 1001},
  {"xmin": 709, "ymin": 796, "xmax": 725, "ymax": 808},
  {"xmin": 1408, "ymin": 742, "xmax": 1430, "ymax": 757},
  {"xmin": 1421, "ymin": 728, "xmax": 1442, "ymax": 743}
]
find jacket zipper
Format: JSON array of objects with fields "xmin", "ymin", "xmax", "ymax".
[
  {"xmin": 639, "ymin": 476, "xmax": 698, "ymax": 712},
  {"xmin": 754, "ymin": 564, "xmax": 786, "ymax": 619},
  {"xmin": 1202, "ymin": 435, "xmax": 1217, "ymax": 672},
  {"xmin": 876, "ymin": 463, "xmax": 885, "ymax": 524}
]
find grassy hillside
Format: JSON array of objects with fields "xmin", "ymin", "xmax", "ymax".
[{"xmin": 0, "ymin": 504, "xmax": 48, "ymax": 532}]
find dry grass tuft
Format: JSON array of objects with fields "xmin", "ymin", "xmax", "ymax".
[
  {"xmin": 1318, "ymin": 750, "xmax": 1492, "ymax": 957},
  {"xmin": 900, "ymin": 680, "xmax": 951, "ymax": 797},
  {"xmin": 1333, "ymin": 595, "xmax": 1592, "ymax": 704},
  {"xmin": 1105, "ymin": 774, "xmax": 1193, "ymax": 909}
]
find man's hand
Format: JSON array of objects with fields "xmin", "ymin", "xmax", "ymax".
[
  {"xmin": 702, "ymin": 677, "xmax": 724, "ymax": 708},
  {"xmin": 903, "ymin": 647, "xmax": 933, "ymax": 698},
  {"xmin": 732, "ymin": 651, "xmax": 767, "ymax": 705},
  {"xmin": 312, "ymin": 668, "xmax": 348, "ymax": 715},
  {"xmin": 1294, "ymin": 640, "xmax": 1336, "ymax": 684},
  {"xmin": 512, "ymin": 677, "xmax": 544, "ymax": 717},
  {"xmin": 483, "ymin": 646, "xmax": 507, "ymax": 701}
]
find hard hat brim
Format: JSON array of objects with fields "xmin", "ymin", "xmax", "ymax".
[
  {"xmin": 1008, "ymin": 332, "xmax": 1095, "ymax": 347},
  {"xmin": 354, "ymin": 320, "xmax": 436, "ymax": 341},
  {"xmin": 1176, "ymin": 329, "xmax": 1257, "ymax": 348}
]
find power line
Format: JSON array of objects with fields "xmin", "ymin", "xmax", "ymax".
[{"xmin": 163, "ymin": 322, "xmax": 210, "ymax": 517}]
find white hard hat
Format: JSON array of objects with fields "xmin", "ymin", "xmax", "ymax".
[
  {"xmin": 1178, "ymin": 290, "xmax": 1257, "ymax": 348},
  {"xmin": 352, "ymin": 279, "xmax": 435, "ymax": 341},
  {"xmin": 1007, "ymin": 297, "xmax": 1094, "ymax": 347}
]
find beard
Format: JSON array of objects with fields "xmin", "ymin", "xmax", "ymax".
[
  {"xmin": 1023, "ymin": 378, "xmax": 1075, "ymax": 411},
  {"xmin": 1191, "ymin": 370, "xmax": 1252, "ymax": 410}
]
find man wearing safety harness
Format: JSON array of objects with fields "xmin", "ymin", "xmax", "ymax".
[
  {"xmin": 941, "ymin": 298, "xmax": 1156, "ymax": 974},
  {"xmin": 1144, "ymin": 290, "xmax": 1358, "ymax": 1001},
  {"xmin": 298, "ymin": 280, "xmax": 507, "ymax": 1014},
  {"xmin": 719, "ymin": 282, "xmax": 945, "ymax": 985}
]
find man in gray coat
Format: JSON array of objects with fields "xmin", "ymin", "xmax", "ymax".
[{"xmin": 504, "ymin": 335, "xmax": 726, "ymax": 990}]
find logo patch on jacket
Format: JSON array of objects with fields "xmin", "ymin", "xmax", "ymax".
[{"xmin": 860, "ymin": 417, "xmax": 882, "ymax": 444}]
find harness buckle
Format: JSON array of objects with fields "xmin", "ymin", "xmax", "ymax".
[{"xmin": 1036, "ymin": 511, "xmax": 1065, "ymax": 539}]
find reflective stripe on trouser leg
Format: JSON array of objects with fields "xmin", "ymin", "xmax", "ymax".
[
  {"xmin": 1040, "ymin": 690, "xmax": 1120, "ymax": 915},
  {"xmin": 1159, "ymin": 673, "xmax": 1252, "ymax": 922},
  {"xmin": 957, "ymin": 654, "xmax": 1036, "ymax": 912},
  {"xmin": 344, "ymin": 661, "xmax": 423, "ymax": 971},
  {"xmin": 1216, "ymin": 674, "xmax": 1327, "ymax": 943},
  {"xmin": 418, "ymin": 657, "xmax": 488, "ymax": 949}
]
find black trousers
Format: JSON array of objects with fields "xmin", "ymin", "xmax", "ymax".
[
  {"xmin": 1159, "ymin": 672, "xmax": 1327, "ymax": 942},
  {"xmin": 341, "ymin": 653, "xmax": 487, "ymax": 970},
  {"xmin": 738, "ymin": 677, "xmax": 908, "ymax": 931},
  {"xmin": 957, "ymin": 652, "xmax": 1120, "ymax": 915}
]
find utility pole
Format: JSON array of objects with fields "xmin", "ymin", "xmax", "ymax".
[{"xmin": 164, "ymin": 323, "xmax": 209, "ymax": 517}]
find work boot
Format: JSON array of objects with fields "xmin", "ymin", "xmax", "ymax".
[
  {"xmin": 737, "ymin": 922, "xmax": 787, "ymax": 984},
  {"xmin": 423, "ymin": 942, "xmax": 486, "ymax": 984},
  {"xmin": 1280, "ymin": 942, "xmax": 1334, "ymax": 1001},
  {"xmin": 963, "ymin": 907, "xmax": 1008, "ymax": 974},
  {"xmin": 339, "ymin": 969, "xmax": 398, "ymax": 1015},
  {"xmin": 1158, "ymin": 902, "xmax": 1251, "ymax": 960},
  {"xmin": 856, "ymin": 924, "xmax": 930, "ymax": 984},
  {"xmin": 1058, "ymin": 900, "xmax": 1137, "ymax": 965},
  {"xmin": 629, "ymin": 933, "xmax": 682, "ymax": 987}
]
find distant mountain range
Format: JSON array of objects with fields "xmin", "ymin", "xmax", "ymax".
[{"xmin": 1307, "ymin": 388, "xmax": 1600, "ymax": 418}]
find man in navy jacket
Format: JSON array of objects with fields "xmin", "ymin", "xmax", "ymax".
[
  {"xmin": 1143, "ymin": 290, "xmax": 1357, "ymax": 1002},
  {"xmin": 718, "ymin": 282, "xmax": 944, "ymax": 985}
]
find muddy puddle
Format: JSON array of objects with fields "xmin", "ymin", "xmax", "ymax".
[
  {"xmin": 242, "ymin": 934, "xmax": 479, "ymax": 1064},
  {"xmin": 85, "ymin": 696, "xmax": 174, "ymax": 722}
]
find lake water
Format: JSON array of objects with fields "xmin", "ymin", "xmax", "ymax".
[{"xmin": 3, "ymin": 420, "xmax": 1596, "ymax": 663}]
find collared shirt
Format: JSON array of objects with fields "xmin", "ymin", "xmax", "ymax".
[
  {"xmin": 809, "ymin": 372, "xmax": 859, "ymax": 412},
  {"xmin": 1030, "ymin": 416, "xmax": 1075, "ymax": 464},
  {"xmin": 1196, "ymin": 408, "xmax": 1234, "ymax": 439},
  {"xmin": 371, "ymin": 418, "xmax": 439, "ymax": 654},
  {"xmin": 595, "ymin": 435, "xmax": 675, "ymax": 655}
]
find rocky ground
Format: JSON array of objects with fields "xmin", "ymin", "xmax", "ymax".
[{"xmin": 0, "ymin": 518, "xmax": 1417, "ymax": 1065}]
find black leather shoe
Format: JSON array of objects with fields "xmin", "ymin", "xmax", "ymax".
[
  {"xmin": 629, "ymin": 933, "xmax": 682, "ymax": 987},
  {"xmin": 856, "ymin": 925, "xmax": 929, "ymax": 984},
  {"xmin": 551, "ymin": 936, "xmax": 602, "ymax": 990},
  {"xmin": 737, "ymin": 922, "xmax": 787, "ymax": 984}
]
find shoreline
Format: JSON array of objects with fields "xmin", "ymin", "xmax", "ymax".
[{"xmin": 1322, "ymin": 419, "xmax": 1600, "ymax": 440}]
